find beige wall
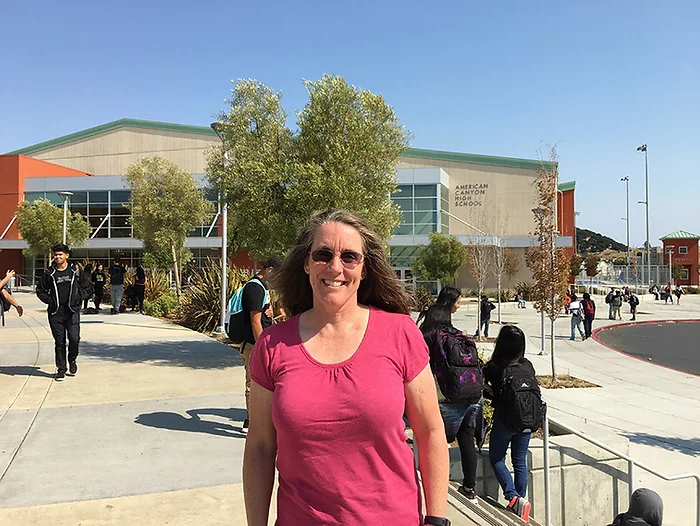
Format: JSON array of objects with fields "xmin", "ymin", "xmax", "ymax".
[
  {"xmin": 398, "ymin": 158, "xmax": 540, "ymax": 237},
  {"xmin": 31, "ymin": 128, "xmax": 218, "ymax": 175},
  {"xmin": 454, "ymin": 247, "xmax": 532, "ymax": 292}
]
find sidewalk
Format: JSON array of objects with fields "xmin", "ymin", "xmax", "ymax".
[
  {"xmin": 452, "ymin": 293, "xmax": 700, "ymax": 526},
  {"xmin": 0, "ymin": 293, "xmax": 476, "ymax": 525}
]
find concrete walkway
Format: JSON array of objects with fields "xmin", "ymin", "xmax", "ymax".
[
  {"xmin": 452, "ymin": 293, "xmax": 700, "ymax": 526},
  {"xmin": 0, "ymin": 293, "xmax": 476, "ymax": 525}
]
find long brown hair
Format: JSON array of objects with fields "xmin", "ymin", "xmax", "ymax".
[{"xmin": 272, "ymin": 209, "xmax": 412, "ymax": 316}]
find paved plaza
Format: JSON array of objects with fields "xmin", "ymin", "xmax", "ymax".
[{"xmin": 1, "ymin": 291, "xmax": 699, "ymax": 525}]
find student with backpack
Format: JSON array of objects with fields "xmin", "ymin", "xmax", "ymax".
[
  {"xmin": 483, "ymin": 326, "xmax": 543, "ymax": 523},
  {"xmin": 420, "ymin": 304, "xmax": 484, "ymax": 505},
  {"xmin": 605, "ymin": 288, "xmax": 615, "ymax": 319},
  {"xmin": 581, "ymin": 292, "xmax": 596, "ymax": 339},
  {"xmin": 569, "ymin": 298, "xmax": 585, "ymax": 341},
  {"xmin": 629, "ymin": 292, "xmax": 640, "ymax": 321},
  {"xmin": 226, "ymin": 256, "xmax": 283, "ymax": 432},
  {"xmin": 612, "ymin": 290, "xmax": 623, "ymax": 320}
]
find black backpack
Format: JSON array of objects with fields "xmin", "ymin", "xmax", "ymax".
[
  {"xmin": 432, "ymin": 330, "xmax": 483, "ymax": 404},
  {"xmin": 499, "ymin": 359, "xmax": 545, "ymax": 433}
]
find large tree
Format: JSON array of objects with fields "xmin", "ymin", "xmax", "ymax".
[
  {"xmin": 206, "ymin": 75, "xmax": 411, "ymax": 257},
  {"xmin": 525, "ymin": 147, "xmax": 570, "ymax": 382},
  {"xmin": 467, "ymin": 242, "xmax": 495, "ymax": 340},
  {"xmin": 413, "ymin": 232, "xmax": 467, "ymax": 285},
  {"xmin": 124, "ymin": 157, "xmax": 214, "ymax": 300},
  {"xmin": 16, "ymin": 198, "xmax": 91, "ymax": 265}
]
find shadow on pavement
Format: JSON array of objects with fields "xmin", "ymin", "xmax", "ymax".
[
  {"xmin": 135, "ymin": 407, "xmax": 248, "ymax": 438},
  {"xmin": 0, "ymin": 366, "xmax": 54, "ymax": 378},
  {"xmin": 623, "ymin": 432, "xmax": 700, "ymax": 457},
  {"xmin": 80, "ymin": 340, "xmax": 244, "ymax": 369}
]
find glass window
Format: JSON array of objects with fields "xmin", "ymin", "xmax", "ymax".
[
  {"xmin": 681, "ymin": 269, "xmax": 689, "ymax": 280},
  {"xmin": 414, "ymin": 185, "xmax": 437, "ymax": 198},
  {"xmin": 110, "ymin": 228, "xmax": 132, "ymax": 238},
  {"xmin": 110, "ymin": 190, "xmax": 131, "ymax": 204},
  {"xmin": 393, "ymin": 198, "xmax": 413, "ymax": 212},
  {"xmin": 110, "ymin": 205, "xmax": 130, "ymax": 216},
  {"xmin": 44, "ymin": 193, "xmax": 64, "ymax": 205},
  {"xmin": 399, "ymin": 211, "xmax": 413, "ymax": 225},
  {"xmin": 414, "ymin": 211, "xmax": 436, "ymax": 225},
  {"xmin": 414, "ymin": 223, "xmax": 435, "ymax": 235},
  {"xmin": 24, "ymin": 192, "xmax": 45, "ymax": 202},
  {"xmin": 679, "ymin": 246, "xmax": 688, "ymax": 255},
  {"xmin": 395, "ymin": 224, "xmax": 413, "ymax": 235},
  {"xmin": 89, "ymin": 191, "xmax": 109, "ymax": 204},
  {"xmin": 71, "ymin": 191, "xmax": 87, "ymax": 204},
  {"xmin": 111, "ymin": 216, "xmax": 131, "ymax": 228},
  {"xmin": 392, "ymin": 185, "xmax": 413, "ymax": 198},
  {"xmin": 414, "ymin": 198, "xmax": 436, "ymax": 211},
  {"xmin": 71, "ymin": 205, "xmax": 88, "ymax": 217},
  {"xmin": 88, "ymin": 204, "xmax": 109, "ymax": 217},
  {"xmin": 440, "ymin": 184, "xmax": 449, "ymax": 202}
]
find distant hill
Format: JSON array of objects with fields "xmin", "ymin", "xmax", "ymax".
[{"xmin": 576, "ymin": 228, "xmax": 627, "ymax": 253}]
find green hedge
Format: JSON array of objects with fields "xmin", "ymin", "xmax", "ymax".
[{"xmin": 144, "ymin": 293, "xmax": 179, "ymax": 317}]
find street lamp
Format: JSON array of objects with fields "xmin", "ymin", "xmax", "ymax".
[
  {"xmin": 637, "ymin": 144, "xmax": 650, "ymax": 285},
  {"xmin": 532, "ymin": 207, "xmax": 547, "ymax": 356},
  {"xmin": 621, "ymin": 176, "xmax": 630, "ymax": 284},
  {"xmin": 667, "ymin": 245, "xmax": 674, "ymax": 287},
  {"xmin": 210, "ymin": 121, "xmax": 229, "ymax": 335},
  {"xmin": 58, "ymin": 191, "xmax": 73, "ymax": 245}
]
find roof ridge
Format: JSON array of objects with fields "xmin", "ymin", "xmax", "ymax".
[{"xmin": 660, "ymin": 229, "xmax": 700, "ymax": 240}]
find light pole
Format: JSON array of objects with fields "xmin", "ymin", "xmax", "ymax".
[
  {"xmin": 667, "ymin": 245, "xmax": 674, "ymax": 287},
  {"xmin": 211, "ymin": 122, "xmax": 229, "ymax": 335},
  {"xmin": 58, "ymin": 191, "xmax": 73, "ymax": 245},
  {"xmin": 637, "ymin": 144, "xmax": 650, "ymax": 285},
  {"xmin": 621, "ymin": 176, "xmax": 630, "ymax": 284},
  {"xmin": 533, "ymin": 207, "xmax": 547, "ymax": 356}
]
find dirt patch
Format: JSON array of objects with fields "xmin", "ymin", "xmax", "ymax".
[{"xmin": 537, "ymin": 374, "xmax": 599, "ymax": 389}]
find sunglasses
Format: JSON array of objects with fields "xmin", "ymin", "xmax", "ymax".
[{"xmin": 310, "ymin": 249, "xmax": 365, "ymax": 268}]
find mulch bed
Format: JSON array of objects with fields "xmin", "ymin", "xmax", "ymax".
[{"xmin": 537, "ymin": 374, "xmax": 599, "ymax": 389}]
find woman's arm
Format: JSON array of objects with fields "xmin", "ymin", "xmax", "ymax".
[
  {"xmin": 0, "ymin": 270, "xmax": 14, "ymax": 290},
  {"xmin": 404, "ymin": 364, "xmax": 449, "ymax": 518},
  {"xmin": 243, "ymin": 381, "xmax": 277, "ymax": 526}
]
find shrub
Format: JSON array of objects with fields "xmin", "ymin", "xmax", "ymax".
[
  {"xmin": 178, "ymin": 259, "xmax": 252, "ymax": 333},
  {"xmin": 411, "ymin": 284, "xmax": 435, "ymax": 312},
  {"xmin": 515, "ymin": 281, "xmax": 535, "ymax": 300},
  {"xmin": 145, "ymin": 269, "xmax": 171, "ymax": 301},
  {"xmin": 144, "ymin": 292, "xmax": 178, "ymax": 317},
  {"xmin": 684, "ymin": 286, "xmax": 700, "ymax": 294},
  {"xmin": 483, "ymin": 289, "xmax": 510, "ymax": 302}
]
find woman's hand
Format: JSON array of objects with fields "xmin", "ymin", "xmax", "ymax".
[{"xmin": 6, "ymin": 269, "xmax": 15, "ymax": 278}]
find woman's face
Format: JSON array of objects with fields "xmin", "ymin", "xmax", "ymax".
[
  {"xmin": 304, "ymin": 221, "xmax": 365, "ymax": 313},
  {"xmin": 451, "ymin": 295, "xmax": 461, "ymax": 313}
]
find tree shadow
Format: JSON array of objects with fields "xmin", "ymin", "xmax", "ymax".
[
  {"xmin": 79, "ymin": 340, "xmax": 244, "ymax": 369},
  {"xmin": 623, "ymin": 431, "xmax": 700, "ymax": 457},
  {"xmin": 0, "ymin": 366, "xmax": 54, "ymax": 378},
  {"xmin": 134, "ymin": 407, "xmax": 248, "ymax": 438}
]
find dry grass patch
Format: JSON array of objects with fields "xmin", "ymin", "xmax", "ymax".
[{"xmin": 537, "ymin": 374, "xmax": 599, "ymax": 389}]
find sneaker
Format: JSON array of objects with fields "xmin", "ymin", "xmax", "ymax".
[
  {"xmin": 68, "ymin": 362, "xmax": 78, "ymax": 376},
  {"xmin": 242, "ymin": 419, "xmax": 249, "ymax": 432},
  {"xmin": 55, "ymin": 370, "xmax": 66, "ymax": 382},
  {"xmin": 507, "ymin": 496, "xmax": 531, "ymax": 522},
  {"xmin": 457, "ymin": 486, "xmax": 478, "ymax": 504}
]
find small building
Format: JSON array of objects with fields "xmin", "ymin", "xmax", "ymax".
[{"xmin": 660, "ymin": 230, "xmax": 700, "ymax": 286}]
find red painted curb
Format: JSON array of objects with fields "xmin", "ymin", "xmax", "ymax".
[{"xmin": 591, "ymin": 318, "xmax": 700, "ymax": 377}]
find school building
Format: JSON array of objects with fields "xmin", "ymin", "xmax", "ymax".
[
  {"xmin": 660, "ymin": 230, "xmax": 700, "ymax": 286},
  {"xmin": 0, "ymin": 118, "xmax": 576, "ymax": 291}
]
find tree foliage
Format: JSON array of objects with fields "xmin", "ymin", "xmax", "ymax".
[
  {"xmin": 206, "ymin": 75, "xmax": 411, "ymax": 258},
  {"xmin": 413, "ymin": 232, "xmax": 467, "ymax": 285},
  {"xmin": 569, "ymin": 253, "xmax": 584, "ymax": 278},
  {"xmin": 525, "ymin": 146, "xmax": 570, "ymax": 380},
  {"xmin": 672, "ymin": 263, "xmax": 683, "ymax": 281},
  {"xmin": 468, "ymin": 242, "xmax": 495, "ymax": 339},
  {"xmin": 16, "ymin": 198, "xmax": 91, "ymax": 264},
  {"xmin": 124, "ymin": 156, "xmax": 214, "ymax": 300},
  {"xmin": 584, "ymin": 254, "xmax": 600, "ymax": 277},
  {"xmin": 504, "ymin": 249, "xmax": 521, "ymax": 290}
]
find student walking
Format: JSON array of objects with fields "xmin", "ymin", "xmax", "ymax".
[
  {"xmin": 91, "ymin": 263, "xmax": 106, "ymax": 310},
  {"xmin": 581, "ymin": 292, "xmax": 596, "ymax": 339},
  {"xmin": 133, "ymin": 263, "xmax": 146, "ymax": 313},
  {"xmin": 664, "ymin": 283, "xmax": 673, "ymax": 304},
  {"xmin": 109, "ymin": 258, "xmax": 126, "ymax": 314},
  {"xmin": 612, "ymin": 290, "xmax": 623, "ymax": 320},
  {"xmin": 606, "ymin": 288, "xmax": 615, "ymax": 319},
  {"xmin": 477, "ymin": 296, "xmax": 496, "ymax": 338},
  {"xmin": 483, "ymin": 326, "xmax": 542, "ymax": 523},
  {"xmin": 420, "ymin": 304, "xmax": 484, "ymax": 505},
  {"xmin": 674, "ymin": 284, "xmax": 684, "ymax": 305},
  {"xmin": 629, "ymin": 292, "xmax": 639, "ymax": 321},
  {"xmin": 569, "ymin": 298, "xmax": 585, "ymax": 340},
  {"xmin": 36, "ymin": 244, "xmax": 92, "ymax": 381}
]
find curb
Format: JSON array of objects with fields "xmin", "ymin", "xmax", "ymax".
[{"xmin": 591, "ymin": 318, "xmax": 700, "ymax": 377}]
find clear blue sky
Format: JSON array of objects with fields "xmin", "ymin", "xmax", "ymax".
[{"xmin": 2, "ymin": 0, "xmax": 698, "ymax": 247}]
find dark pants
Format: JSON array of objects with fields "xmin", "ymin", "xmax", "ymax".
[
  {"xmin": 48, "ymin": 310, "xmax": 80, "ymax": 372},
  {"xmin": 583, "ymin": 316, "xmax": 594, "ymax": 338},
  {"xmin": 478, "ymin": 316, "xmax": 491, "ymax": 338},
  {"xmin": 439, "ymin": 401, "xmax": 482, "ymax": 489},
  {"xmin": 134, "ymin": 284, "xmax": 145, "ymax": 312},
  {"xmin": 94, "ymin": 287, "xmax": 104, "ymax": 310},
  {"xmin": 489, "ymin": 415, "xmax": 531, "ymax": 500}
]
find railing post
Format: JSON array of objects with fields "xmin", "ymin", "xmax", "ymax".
[
  {"xmin": 543, "ymin": 408, "xmax": 551, "ymax": 526},
  {"xmin": 696, "ymin": 476, "xmax": 700, "ymax": 526},
  {"xmin": 628, "ymin": 460, "xmax": 635, "ymax": 497}
]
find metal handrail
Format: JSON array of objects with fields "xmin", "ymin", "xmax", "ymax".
[{"xmin": 542, "ymin": 413, "xmax": 700, "ymax": 526}]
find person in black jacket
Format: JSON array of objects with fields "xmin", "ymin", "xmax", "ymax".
[
  {"xmin": 609, "ymin": 487, "xmax": 663, "ymax": 525},
  {"xmin": 483, "ymin": 325, "xmax": 535, "ymax": 522},
  {"xmin": 476, "ymin": 296, "xmax": 496, "ymax": 338},
  {"xmin": 36, "ymin": 244, "xmax": 92, "ymax": 381}
]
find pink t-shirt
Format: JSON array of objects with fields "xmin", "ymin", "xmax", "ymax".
[{"xmin": 250, "ymin": 306, "xmax": 430, "ymax": 525}]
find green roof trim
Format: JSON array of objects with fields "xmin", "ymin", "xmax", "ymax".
[
  {"xmin": 558, "ymin": 181, "xmax": 575, "ymax": 192},
  {"xmin": 7, "ymin": 118, "xmax": 217, "ymax": 155},
  {"xmin": 402, "ymin": 147, "xmax": 557, "ymax": 170},
  {"xmin": 660, "ymin": 230, "xmax": 700, "ymax": 240}
]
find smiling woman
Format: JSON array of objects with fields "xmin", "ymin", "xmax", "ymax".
[{"xmin": 242, "ymin": 209, "xmax": 451, "ymax": 526}]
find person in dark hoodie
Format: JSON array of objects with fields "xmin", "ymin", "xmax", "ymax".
[
  {"xmin": 609, "ymin": 488, "xmax": 663, "ymax": 526},
  {"xmin": 36, "ymin": 244, "xmax": 93, "ymax": 381}
]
